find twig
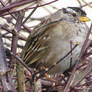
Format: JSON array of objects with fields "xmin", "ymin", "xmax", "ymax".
[
  {"xmin": 63, "ymin": 23, "xmax": 92, "ymax": 92},
  {"xmin": 10, "ymin": 12, "xmax": 25, "ymax": 92},
  {"xmin": 0, "ymin": 24, "xmax": 12, "ymax": 33},
  {"xmin": 33, "ymin": 44, "xmax": 78, "ymax": 80},
  {"xmin": 0, "ymin": 0, "xmax": 58, "ymax": 16},
  {"xmin": 79, "ymin": 23, "xmax": 92, "ymax": 58},
  {"xmin": 0, "ymin": 35, "xmax": 16, "ymax": 92},
  {"xmin": 81, "ymin": 2, "xmax": 92, "ymax": 8},
  {"xmin": 0, "ymin": 0, "xmax": 17, "ymax": 19},
  {"xmin": 77, "ymin": 0, "xmax": 82, "ymax": 7},
  {"xmin": 47, "ymin": 44, "xmax": 78, "ymax": 72},
  {"xmin": 74, "ymin": 60, "xmax": 92, "ymax": 87},
  {"xmin": 34, "ymin": 79, "xmax": 42, "ymax": 92},
  {"xmin": 0, "ymin": 0, "xmax": 34, "ymax": 34},
  {"xmin": 4, "ymin": 42, "xmax": 24, "ymax": 49},
  {"xmin": 22, "ymin": 5, "xmax": 38, "ymax": 25},
  {"xmin": 0, "ymin": 0, "xmax": 36, "ymax": 15},
  {"xmin": 81, "ymin": 0, "xmax": 92, "ymax": 8},
  {"xmin": 2, "ymin": 35, "xmax": 26, "ymax": 41},
  {"xmin": 10, "ymin": 11, "xmax": 24, "ymax": 64},
  {"xmin": 70, "ymin": 40, "xmax": 73, "ymax": 69},
  {"xmin": 11, "ymin": 52, "xmax": 32, "ymax": 74}
]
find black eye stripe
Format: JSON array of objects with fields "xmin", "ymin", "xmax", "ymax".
[{"xmin": 68, "ymin": 7, "xmax": 86, "ymax": 16}]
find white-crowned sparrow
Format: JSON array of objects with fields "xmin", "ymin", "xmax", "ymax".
[{"xmin": 22, "ymin": 7, "xmax": 89, "ymax": 74}]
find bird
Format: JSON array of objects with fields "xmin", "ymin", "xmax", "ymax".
[{"xmin": 22, "ymin": 7, "xmax": 89, "ymax": 74}]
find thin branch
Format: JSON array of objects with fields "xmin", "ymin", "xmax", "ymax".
[
  {"xmin": 11, "ymin": 52, "xmax": 32, "ymax": 74},
  {"xmin": 0, "ymin": 0, "xmax": 32, "ymax": 35},
  {"xmin": 0, "ymin": 35, "xmax": 16, "ymax": 92},
  {"xmin": 0, "ymin": 24, "xmax": 12, "ymax": 33},
  {"xmin": 10, "ymin": 12, "xmax": 25, "ymax": 92},
  {"xmin": 2, "ymin": 35, "xmax": 26, "ymax": 41},
  {"xmin": 22, "ymin": 5, "xmax": 38, "ymax": 25},
  {"xmin": 77, "ymin": 0, "xmax": 82, "ymax": 7},
  {"xmin": 0, "ymin": 0, "xmax": 58, "ymax": 16},
  {"xmin": 81, "ymin": 0, "xmax": 92, "ymax": 8},
  {"xmin": 10, "ymin": 12, "xmax": 24, "ymax": 64},
  {"xmin": 63, "ymin": 23, "xmax": 92, "ymax": 92},
  {"xmin": 47, "ymin": 44, "xmax": 78, "ymax": 72},
  {"xmin": 74, "ymin": 61, "xmax": 92, "ymax": 87},
  {"xmin": 33, "ymin": 44, "xmax": 78, "ymax": 79},
  {"xmin": 81, "ymin": 2, "xmax": 92, "ymax": 8},
  {"xmin": 0, "ymin": 0, "xmax": 37, "ymax": 15}
]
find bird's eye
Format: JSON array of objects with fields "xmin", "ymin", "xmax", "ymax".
[{"xmin": 72, "ymin": 13, "xmax": 77, "ymax": 17}]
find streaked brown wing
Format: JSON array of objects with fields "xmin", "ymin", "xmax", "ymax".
[
  {"xmin": 22, "ymin": 19, "xmax": 50, "ymax": 67},
  {"xmin": 22, "ymin": 17, "xmax": 61, "ymax": 67}
]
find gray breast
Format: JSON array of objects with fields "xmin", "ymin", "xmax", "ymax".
[{"xmin": 43, "ymin": 21, "xmax": 88, "ymax": 74}]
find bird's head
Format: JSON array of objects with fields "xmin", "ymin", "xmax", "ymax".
[{"xmin": 61, "ymin": 7, "xmax": 90, "ymax": 22}]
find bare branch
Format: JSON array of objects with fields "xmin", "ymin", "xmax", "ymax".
[{"xmin": 0, "ymin": 35, "xmax": 16, "ymax": 92}]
